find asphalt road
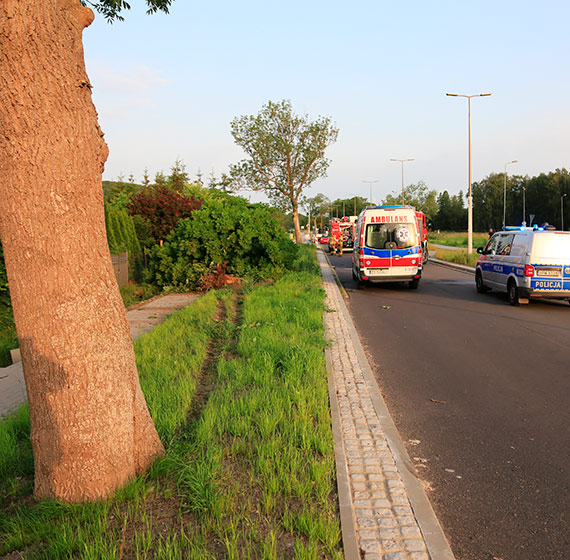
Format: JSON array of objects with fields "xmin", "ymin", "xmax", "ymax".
[{"xmin": 329, "ymin": 251, "xmax": 570, "ymax": 560}]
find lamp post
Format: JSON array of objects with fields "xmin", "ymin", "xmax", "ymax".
[
  {"xmin": 446, "ymin": 92, "xmax": 492, "ymax": 255},
  {"xmin": 562, "ymin": 194, "xmax": 567, "ymax": 231},
  {"xmin": 502, "ymin": 160, "xmax": 518, "ymax": 228},
  {"xmin": 362, "ymin": 180, "xmax": 379, "ymax": 206},
  {"xmin": 522, "ymin": 184, "xmax": 526, "ymax": 225},
  {"xmin": 390, "ymin": 158, "xmax": 415, "ymax": 205}
]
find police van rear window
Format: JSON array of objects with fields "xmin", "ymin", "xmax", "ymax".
[{"xmin": 532, "ymin": 233, "xmax": 570, "ymax": 257}]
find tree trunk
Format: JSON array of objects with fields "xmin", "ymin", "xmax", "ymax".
[
  {"xmin": 0, "ymin": 0, "xmax": 164, "ymax": 502},
  {"xmin": 292, "ymin": 202, "xmax": 302, "ymax": 243}
]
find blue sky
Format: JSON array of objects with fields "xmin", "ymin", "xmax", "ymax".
[{"xmin": 83, "ymin": 0, "xmax": 570, "ymax": 205}]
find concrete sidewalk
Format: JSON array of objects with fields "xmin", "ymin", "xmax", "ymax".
[
  {"xmin": 319, "ymin": 251, "xmax": 455, "ymax": 560},
  {"xmin": 0, "ymin": 293, "xmax": 199, "ymax": 418}
]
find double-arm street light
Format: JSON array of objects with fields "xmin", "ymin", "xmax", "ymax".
[
  {"xmin": 390, "ymin": 158, "xmax": 415, "ymax": 205},
  {"xmin": 362, "ymin": 180, "xmax": 379, "ymax": 206},
  {"xmin": 562, "ymin": 193, "xmax": 567, "ymax": 231},
  {"xmin": 446, "ymin": 92, "xmax": 492, "ymax": 255},
  {"xmin": 503, "ymin": 160, "xmax": 518, "ymax": 228}
]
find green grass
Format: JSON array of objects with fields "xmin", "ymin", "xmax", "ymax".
[
  {"xmin": 432, "ymin": 248, "xmax": 479, "ymax": 267},
  {"xmin": 429, "ymin": 230, "xmax": 489, "ymax": 248},
  {"xmin": 0, "ymin": 283, "xmax": 159, "ymax": 368},
  {"xmin": 0, "ymin": 245, "xmax": 343, "ymax": 559}
]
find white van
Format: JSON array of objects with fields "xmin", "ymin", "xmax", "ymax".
[
  {"xmin": 475, "ymin": 226, "xmax": 570, "ymax": 305},
  {"xmin": 351, "ymin": 205, "xmax": 423, "ymax": 288}
]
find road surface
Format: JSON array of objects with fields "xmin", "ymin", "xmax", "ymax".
[{"xmin": 329, "ymin": 251, "xmax": 570, "ymax": 560}]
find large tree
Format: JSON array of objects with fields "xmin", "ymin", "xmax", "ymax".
[
  {"xmin": 229, "ymin": 100, "xmax": 339, "ymax": 243},
  {"xmin": 0, "ymin": 0, "xmax": 172, "ymax": 502},
  {"xmin": 382, "ymin": 181, "xmax": 439, "ymax": 221}
]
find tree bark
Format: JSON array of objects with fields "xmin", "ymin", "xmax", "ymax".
[
  {"xmin": 292, "ymin": 203, "xmax": 302, "ymax": 243},
  {"xmin": 0, "ymin": 0, "xmax": 164, "ymax": 502}
]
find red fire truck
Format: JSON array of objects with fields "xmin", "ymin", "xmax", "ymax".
[{"xmin": 329, "ymin": 217, "xmax": 356, "ymax": 255}]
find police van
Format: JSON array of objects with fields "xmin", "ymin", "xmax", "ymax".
[
  {"xmin": 475, "ymin": 226, "xmax": 570, "ymax": 305},
  {"xmin": 352, "ymin": 205, "xmax": 423, "ymax": 288}
]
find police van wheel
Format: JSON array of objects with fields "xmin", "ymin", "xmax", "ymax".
[
  {"xmin": 476, "ymin": 271, "xmax": 489, "ymax": 294},
  {"xmin": 507, "ymin": 280, "xmax": 519, "ymax": 306}
]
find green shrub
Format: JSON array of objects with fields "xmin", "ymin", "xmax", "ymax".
[
  {"xmin": 146, "ymin": 195, "xmax": 297, "ymax": 290},
  {"xmin": 104, "ymin": 203, "xmax": 144, "ymax": 281},
  {"xmin": 0, "ymin": 242, "xmax": 10, "ymax": 311}
]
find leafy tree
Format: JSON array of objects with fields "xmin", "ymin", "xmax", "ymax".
[
  {"xmin": 329, "ymin": 196, "xmax": 369, "ymax": 218},
  {"xmin": 382, "ymin": 181, "xmax": 438, "ymax": 220},
  {"xmin": 128, "ymin": 185, "xmax": 202, "ymax": 243},
  {"xmin": 0, "ymin": 0, "xmax": 173, "ymax": 502},
  {"xmin": 229, "ymin": 100, "xmax": 339, "ymax": 243},
  {"xmin": 103, "ymin": 179, "xmax": 143, "ymax": 210},
  {"xmin": 146, "ymin": 194, "xmax": 297, "ymax": 290},
  {"xmin": 82, "ymin": 0, "xmax": 173, "ymax": 21},
  {"xmin": 304, "ymin": 193, "xmax": 331, "ymax": 231}
]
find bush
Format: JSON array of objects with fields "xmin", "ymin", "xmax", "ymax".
[
  {"xmin": 0, "ymin": 242, "xmax": 10, "ymax": 310},
  {"xmin": 104, "ymin": 203, "xmax": 144, "ymax": 281},
  {"xmin": 146, "ymin": 195, "xmax": 297, "ymax": 290},
  {"xmin": 128, "ymin": 185, "xmax": 202, "ymax": 243}
]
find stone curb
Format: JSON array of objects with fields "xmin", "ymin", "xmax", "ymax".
[{"xmin": 319, "ymin": 250, "xmax": 456, "ymax": 560}]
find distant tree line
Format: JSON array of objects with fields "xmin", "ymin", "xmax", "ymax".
[{"xmin": 303, "ymin": 168, "xmax": 569, "ymax": 233}]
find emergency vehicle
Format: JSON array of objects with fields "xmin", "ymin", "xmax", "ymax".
[
  {"xmin": 415, "ymin": 210, "xmax": 429, "ymax": 264},
  {"xmin": 476, "ymin": 225, "xmax": 570, "ymax": 305},
  {"xmin": 329, "ymin": 217, "xmax": 356, "ymax": 255},
  {"xmin": 351, "ymin": 205, "xmax": 424, "ymax": 288}
]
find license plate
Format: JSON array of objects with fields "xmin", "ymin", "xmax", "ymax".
[
  {"xmin": 537, "ymin": 268, "xmax": 561, "ymax": 277},
  {"xmin": 368, "ymin": 268, "xmax": 388, "ymax": 275}
]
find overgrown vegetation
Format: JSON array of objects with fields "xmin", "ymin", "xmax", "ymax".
[
  {"xmin": 0, "ymin": 246, "xmax": 342, "ymax": 559},
  {"xmin": 146, "ymin": 195, "xmax": 298, "ymax": 291}
]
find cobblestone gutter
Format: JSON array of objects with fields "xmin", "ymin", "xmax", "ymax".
[{"xmin": 319, "ymin": 251, "xmax": 455, "ymax": 560}]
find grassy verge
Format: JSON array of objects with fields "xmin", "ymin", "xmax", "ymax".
[
  {"xmin": 0, "ymin": 245, "xmax": 342, "ymax": 559},
  {"xmin": 429, "ymin": 231, "xmax": 489, "ymax": 248},
  {"xmin": 0, "ymin": 284, "xmax": 160, "ymax": 368},
  {"xmin": 432, "ymin": 248, "xmax": 479, "ymax": 267}
]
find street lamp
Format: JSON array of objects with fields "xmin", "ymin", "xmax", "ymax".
[
  {"xmin": 446, "ymin": 92, "xmax": 492, "ymax": 255},
  {"xmin": 390, "ymin": 158, "xmax": 415, "ymax": 205},
  {"xmin": 562, "ymin": 194, "xmax": 567, "ymax": 231},
  {"xmin": 362, "ymin": 180, "xmax": 379, "ymax": 206},
  {"xmin": 502, "ymin": 160, "xmax": 518, "ymax": 228},
  {"xmin": 522, "ymin": 184, "xmax": 526, "ymax": 225}
]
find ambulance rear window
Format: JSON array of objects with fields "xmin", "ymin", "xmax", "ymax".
[{"xmin": 365, "ymin": 223, "xmax": 417, "ymax": 249}]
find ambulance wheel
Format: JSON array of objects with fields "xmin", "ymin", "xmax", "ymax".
[
  {"xmin": 507, "ymin": 280, "xmax": 519, "ymax": 306},
  {"xmin": 475, "ymin": 270, "xmax": 489, "ymax": 294},
  {"xmin": 408, "ymin": 278, "xmax": 420, "ymax": 289}
]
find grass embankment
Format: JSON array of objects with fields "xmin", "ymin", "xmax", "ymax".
[
  {"xmin": 0, "ymin": 284, "xmax": 159, "ymax": 368},
  {"xmin": 0, "ymin": 246, "xmax": 342, "ymax": 559},
  {"xmin": 428, "ymin": 231, "xmax": 487, "ymax": 268},
  {"xmin": 431, "ymin": 248, "xmax": 479, "ymax": 268},
  {"xmin": 428, "ymin": 231, "xmax": 489, "ymax": 248}
]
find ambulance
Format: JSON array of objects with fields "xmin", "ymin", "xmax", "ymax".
[{"xmin": 351, "ymin": 205, "xmax": 424, "ymax": 288}]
